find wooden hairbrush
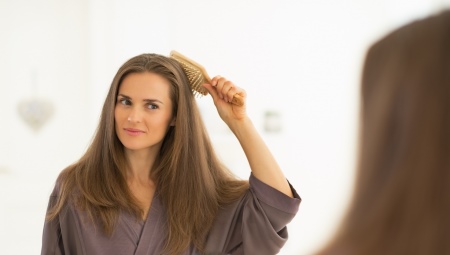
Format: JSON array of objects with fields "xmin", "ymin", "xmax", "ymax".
[{"xmin": 170, "ymin": 50, "xmax": 244, "ymax": 106}]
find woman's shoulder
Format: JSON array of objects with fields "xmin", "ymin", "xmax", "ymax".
[{"xmin": 50, "ymin": 164, "xmax": 79, "ymax": 197}]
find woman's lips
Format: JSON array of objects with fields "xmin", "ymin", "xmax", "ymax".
[{"xmin": 124, "ymin": 128, "xmax": 145, "ymax": 136}]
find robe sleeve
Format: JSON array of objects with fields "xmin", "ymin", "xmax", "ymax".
[
  {"xmin": 204, "ymin": 174, "xmax": 301, "ymax": 255},
  {"xmin": 41, "ymin": 183, "xmax": 86, "ymax": 255},
  {"xmin": 41, "ymin": 186, "xmax": 65, "ymax": 255}
]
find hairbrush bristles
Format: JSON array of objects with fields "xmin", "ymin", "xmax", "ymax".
[
  {"xmin": 170, "ymin": 50, "xmax": 244, "ymax": 106},
  {"xmin": 170, "ymin": 50, "xmax": 209, "ymax": 96}
]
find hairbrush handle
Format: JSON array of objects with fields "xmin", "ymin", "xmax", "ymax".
[
  {"xmin": 205, "ymin": 75, "xmax": 244, "ymax": 106},
  {"xmin": 207, "ymin": 76, "xmax": 244, "ymax": 107},
  {"xmin": 231, "ymin": 94, "xmax": 244, "ymax": 106}
]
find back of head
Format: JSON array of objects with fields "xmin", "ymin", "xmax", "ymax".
[{"xmin": 318, "ymin": 10, "xmax": 450, "ymax": 255}]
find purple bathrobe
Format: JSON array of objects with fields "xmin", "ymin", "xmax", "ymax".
[{"xmin": 41, "ymin": 174, "xmax": 300, "ymax": 255}]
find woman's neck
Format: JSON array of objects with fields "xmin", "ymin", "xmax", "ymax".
[{"xmin": 125, "ymin": 148, "xmax": 157, "ymax": 183}]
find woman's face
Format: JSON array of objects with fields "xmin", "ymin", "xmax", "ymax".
[{"xmin": 115, "ymin": 72, "xmax": 175, "ymax": 154}]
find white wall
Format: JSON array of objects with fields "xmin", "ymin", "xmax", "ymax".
[
  {"xmin": 1, "ymin": 0, "xmax": 449, "ymax": 254},
  {"xmin": 0, "ymin": 0, "xmax": 91, "ymax": 253}
]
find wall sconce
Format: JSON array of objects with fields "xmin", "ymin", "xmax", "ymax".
[
  {"xmin": 17, "ymin": 70, "xmax": 54, "ymax": 131},
  {"xmin": 17, "ymin": 98, "xmax": 54, "ymax": 131}
]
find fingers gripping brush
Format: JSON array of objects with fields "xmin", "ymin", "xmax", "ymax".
[{"xmin": 170, "ymin": 50, "xmax": 244, "ymax": 106}]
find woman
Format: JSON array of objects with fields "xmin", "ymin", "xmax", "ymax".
[
  {"xmin": 41, "ymin": 53, "xmax": 300, "ymax": 255},
  {"xmin": 316, "ymin": 10, "xmax": 450, "ymax": 255}
]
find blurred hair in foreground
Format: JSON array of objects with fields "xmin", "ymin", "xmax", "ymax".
[{"xmin": 316, "ymin": 9, "xmax": 450, "ymax": 255}]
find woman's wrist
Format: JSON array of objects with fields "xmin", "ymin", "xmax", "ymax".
[{"xmin": 228, "ymin": 117, "xmax": 255, "ymax": 140}]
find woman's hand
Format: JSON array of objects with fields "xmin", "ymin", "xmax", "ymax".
[
  {"xmin": 203, "ymin": 76, "xmax": 293, "ymax": 198},
  {"xmin": 202, "ymin": 76, "xmax": 247, "ymax": 126}
]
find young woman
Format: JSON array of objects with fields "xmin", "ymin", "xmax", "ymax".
[
  {"xmin": 41, "ymin": 53, "xmax": 300, "ymax": 255},
  {"xmin": 316, "ymin": 10, "xmax": 450, "ymax": 255}
]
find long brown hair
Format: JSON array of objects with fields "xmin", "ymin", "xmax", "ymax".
[
  {"xmin": 46, "ymin": 53, "xmax": 248, "ymax": 254},
  {"xmin": 318, "ymin": 10, "xmax": 450, "ymax": 255}
]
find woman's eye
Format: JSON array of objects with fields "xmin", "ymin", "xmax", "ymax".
[
  {"xmin": 147, "ymin": 104, "xmax": 158, "ymax": 110},
  {"xmin": 119, "ymin": 99, "xmax": 131, "ymax": 105}
]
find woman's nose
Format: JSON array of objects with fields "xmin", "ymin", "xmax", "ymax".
[{"xmin": 127, "ymin": 108, "xmax": 142, "ymax": 123}]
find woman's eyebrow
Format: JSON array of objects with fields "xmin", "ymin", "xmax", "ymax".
[
  {"xmin": 117, "ymin": 94, "xmax": 131, "ymax": 99},
  {"xmin": 118, "ymin": 94, "xmax": 164, "ymax": 104},
  {"xmin": 143, "ymin": 99, "xmax": 164, "ymax": 104}
]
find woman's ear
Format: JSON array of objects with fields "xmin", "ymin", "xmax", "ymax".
[{"xmin": 170, "ymin": 117, "xmax": 176, "ymax": 126}]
